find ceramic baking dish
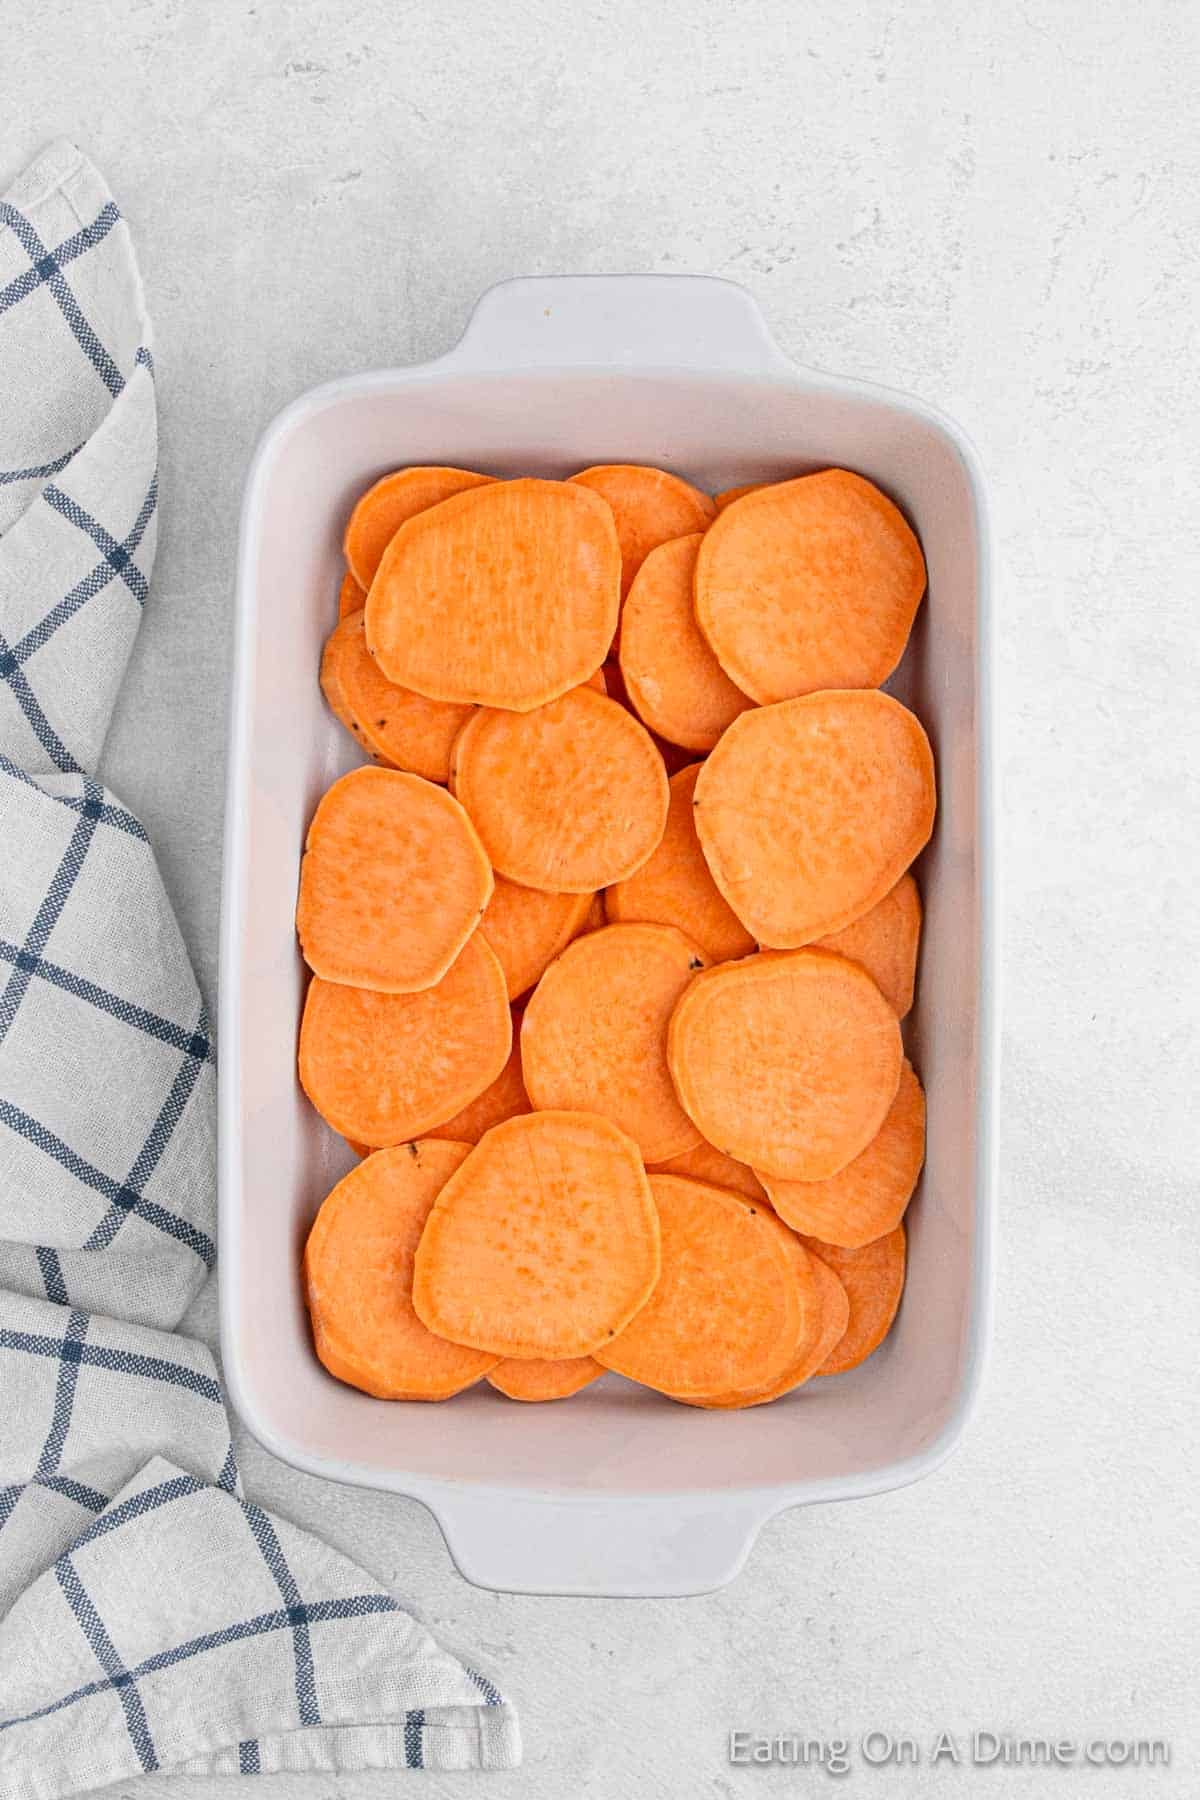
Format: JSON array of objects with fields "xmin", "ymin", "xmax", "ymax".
[{"xmin": 220, "ymin": 273, "xmax": 995, "ymax": 1598}]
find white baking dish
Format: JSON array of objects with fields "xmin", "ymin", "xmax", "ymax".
[{"xmin": 220, "ymin": 274, "xmax": 995, "ymax": 1598}]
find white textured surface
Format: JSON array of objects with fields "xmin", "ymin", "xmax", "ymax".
[{"xmin": 4, "ymin": 0, "xmax": 1198, "ymax": 1794}]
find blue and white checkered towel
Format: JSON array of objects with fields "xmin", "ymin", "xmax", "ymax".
[{"xmin": 0, "ymin": 142, "xmax": 519, "ymax": 1796}]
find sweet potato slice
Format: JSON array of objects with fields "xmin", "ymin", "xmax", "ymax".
[
  {"xmin": 816, "ymin": 873, "xmax": 921, "ymax": 1017},
  {"xmin": 713, "ymin": 482, "xmax": 770, "ymax": 511},
  {"xmin": 594, "ymin": 1175, "xmax": 799, "ymax": 1396},
  {"xmin": 577, "ymin": 893, "xmax": 607, "ymax": 934},
  {"xmin": 453, "ymin": 686, "xmax": 669, "ymax": 892},
  {"xmin": 683, "ymin": 1243, "xmax": 850, "ymax": 1408},
  {"xmin": 801, "ymin": 1226, "xmax": 907, "ymax": 1374},
  {"xmin": 521, "ymin": 922, "xmax": 706, "ymax": 1163},
  {"xmin": 296, "ymin": 766, "xmax": 493, "ymax": 993},
  {"xmin": 412, "ymin": 1112, "xmax": 660, "ymax": 1359},
  {"xmin": 321, "ymin": 612, "xmax": 473, "ymax": 783},
  {"xmin": 338, "ymin": 570, "xmax": 367, "ymax": 618},
  {"xmin": 479, "ymin": 876, "xmax": 594, "ymax": 1001},
  {"xmin": 694, "ymin": 690, "xmax": 935, "ymax": 947},
  {"xmin": 304, "ymin": 1139, "xmax": 497, "ymax": 1399},
  {"xmin": 427, "ymin": 1023, "xmax": 531, "ymax": 1142},
  {"xmin": 299, "ymin": 933, "xmax": 511, "ymax": 1146},
  {"xmin": 667, "ymin": 948, "xmax": 903, "ymax": 1181},
  {"xmin": 366, "ymin": 479, "xmax": 619, "ymax": 711},
  {"xmin": 343, "ymin": 465, "xmax": 494, "ymax": 590},
  {"xmin": 607, "ymin": 763, "xmax": 756, "ymax": 963},
  {"xmin": 319, "ymin": 624, "xmax": 371, "ymax": 750},
  {"xmin": 445, "ymin": 675, "xmax": 605, "ymax": 798},
  {"xmin": 568, "ymin": 464, "xmax": 716, "ymax": 597},
  {"xmin": 760, "ymin": 1060, "xmax": 925, "ymax": 1247},
  {"xmin": 618, "ymin": 534, "xmax": 754, "ymax": 750},
  {"xmin": 487, "ymin": 1357, "xmax": 602, "ymax": 1402},
  {"xmin": 694, "ymin": 468, "xmax": 926, "ymax": 703},
  {"xmin": 648, "ymin": 1139, "xmax": 766, "ymax": 1205}
]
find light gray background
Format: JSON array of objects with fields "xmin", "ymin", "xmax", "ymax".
[{"xmin": 5, "ymin": 0, "xmax": 1199, "ymax": 1795}]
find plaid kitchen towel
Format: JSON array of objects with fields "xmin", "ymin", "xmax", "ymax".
[{"xmin": 0, "ymin": 143, "xmax": 519, "ymax": 1796}]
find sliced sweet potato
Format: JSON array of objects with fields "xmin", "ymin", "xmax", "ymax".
[
  {"xmin": 296, "ymin": 766, "xmax": 493, "ymax": 993},
  {"xmin": 445, "ymin": 675, "xmax": 605, "ymax": 799},
  {"xmin": 321, "ymin": 611, "xmax": 473, "ymax": 783},
  {"xmin": 521, "ymin": 922, "xmax": 706, "ymax": 1162},
  {"xmin": 479, "ymin": 877, "xmax": 594, "ymax": 1001},
  {"xmin": 593, "ymin": 1174, "xmax": 800, "ymax": 1396},
  {"xmin": 801, "ymin": 1226, "xmax": 907, "ymax": 1374},
  {"xmin": 694, "ymin": 468, "xmax": 926, "ymax": 703},
  {"xmin": 694, "ymin": 690, "xmax": 935, "ymax": 947},
  {"xmin": 318, "ymin": 628, "xmax": 372, "ymax": 752},
  {"xmin": 667, "ymin": 948, "xmax": 903, "ymax": 1181},
  {"xmin": 713, "ymin": 482, "xmax": 770, "ymax": 511},
  {"xmin": 760, "ymin": 1060, "xmax": 925, "ymax": 1247},
  {"xmin": 648, "ymin": 1139, "xmax": 766, "ymax": 1206},
  {"xmin": 487, "ymin": 1357, "xmax": 602, "ymax": 1401},
  {"xmin": 607, "ymin": 762, "xmax": 756, "ymax": 963},
  {"xmin": 453, "ymin": 686, "xmax": 668, "ymax": 892},
  {"xmin": 682, "ymin": 1242, "xmax": 850, "ymax": 1408},
  {"xmin": 427, "ymin": 1023, "xmax": 531, "ymax": 1141},
  {"xmin": 338, "ymin": 570, "xmax": 367, "ymax": 618},
  {"xmin": 577, "ymin": 893, "xmax": 607, "ymax": 934},
  {"xmin": 366, "ymin": 479, "xmax": 619, "ymax": 711},
  {"xmin": 304, "ymin": 1139, "xmax": 497, "ymax": 1399},
  {"xmin": 299, "ymin": 933, "xmax": 511, "ymax": 1146},
  {"xmin": 568, "ymin": 464, "xmax": 716, "ymax": 597},
  {"xmin": 412, "ymin": 1111, "xmax": 660, "ymax": 1359},
  {"xmin": 597, "ymin": 658, "xmax": 694, "ymax": 773},
  {"xmin": 343, "ymin": 465, "xmax": 494, "ymax": 589},
  {"xmin": 600, "ymin": 655, "xmax": 628, "ymax": 707},
  {"xmin": 816, "ymin": 873, "xmax": 921, "ymax": 1017},
  {"xmin": 619, "ymin": 534, "xmax": 754, "ymax": 750}
]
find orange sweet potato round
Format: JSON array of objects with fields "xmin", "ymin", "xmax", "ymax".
[
  {"xmin": 694, "ymin": 467, "xmax": 926, "ymax": 703},
  {"xmin": 816, "ymin": 873, "xmax": 922, "ymax": 1017},
  {"xmin": 569, "ymin": 464, "xmax": 715, "ymax": 598},
  {"xmin": 338, "ymin": 570, "xmax": 367, "ymax": 618},
  {"xmin": 576, "ymin": 892, "xmax": 608, "ymax": 935},
  {"xmin": 760, "ymin": 1060, "xmax": 925, "ymax": 1248},
  {"xmin": 479, "ymin": 876, "xmax": 594, "ymax": 1001},
  {"xmin": 304, "ymin": 1139, "xmax": 497, "ymax": 1399},
  {"xmin": 427, "ymin": 1022, "xmax": 531, "ymax": 1142},
  {"xmin": 366, "ymin": 479, "xmax": 619, "ymax": 711},
  {"xmin": 802, "ymin": 1227, "xmax": 907, "ymax": 1374},
  {"xmin": 487, "ymin": 1357, "xmax": 602, "ymax": 1401},
  {"xmin": 594, "ymin": 1174, "xmax": 800, "ymax": 1396},
  {"xmin": 343, "ymin": 465, "xmax": 494, "ymax": 589},
  {"xmin": 667, "ymin": 948, "xmax": 903, "ymax": 1181},
  {"xmin": 320, "ymin": 612, "xmax": 473, "ymax": 783},
  {"xmin": 693, "ymin": 690, "xmax": 935, "ymax": 948},
  {"xmin": 296, "ymin": 766, "xmax": 493, "ymax": 993},
  {"xmin": 606, "ymin": 762, "xmax": 756, "ymax": 963},
  {"xmin": 299, "ymin": 933, "xmax": 511, "ymax": 1147},
  {"xmin": 680, "ymin": 1238, "xmax": 849, "ymax": 1408},
  {"xmin": 712, "ymin": 482, "xmax": 771, "ymax": 511},
  {"xmin": 647, "ymin": 1138, "xmax": 767, "ymax": 1205},
  {"xmin": 452, "ymin": 686, "xmax": 668, "ymax": 892},
  {"xmin": 412, "ymin": 1111, "xmax": 660, "ymax": 1359},
  {"xmin": 521, "ymin": 922, "xmax": 707, "ymax": 1163},
  {"xmin": 618, "ymin": 534, "xmax": 753, "ymax": 750}
]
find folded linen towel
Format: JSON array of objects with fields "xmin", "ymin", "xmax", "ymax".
[{"xmin": 0, "ymin": 141, "xmax": 519, "ymax": 1798}]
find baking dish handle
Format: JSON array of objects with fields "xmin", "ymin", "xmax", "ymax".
[
  {"xmin": 430, "ymin": 1488, "xmax": 776, "ymax": 1598},
  {"xmin": 442, "ymin": 274, "xmax": 795, "ymax": 377}
]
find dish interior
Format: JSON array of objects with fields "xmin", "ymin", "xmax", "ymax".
[{"xmin": 227, "ymin": 365, "xmax": 984, "ymax": 1500}]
